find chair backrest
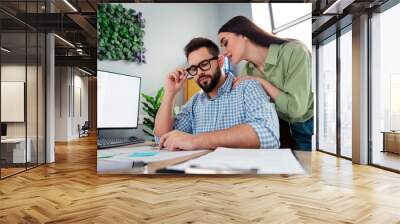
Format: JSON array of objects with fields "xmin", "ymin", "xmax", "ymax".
[{"xmin": 82, "ymin": 121, "xmax": 90, "ymax": 129}]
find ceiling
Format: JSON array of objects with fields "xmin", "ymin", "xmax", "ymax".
[
  {"xmin": 0, "ymin": 0, "xmax": 99, "ymax": 72},
  {"xmin": 0, "ymin": 0, "xmax": 158, "ymax": 73},
  {"xmin": 1, "ymin": 0, "xmax": 395, "ymax": 72},
  {"xmin": 311, "ymin": 0, "xmax": 391, "ymax": 44}
]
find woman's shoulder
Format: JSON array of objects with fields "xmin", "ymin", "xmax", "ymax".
[
  {"xmin": 281, "ymin": 40, "xmax": 310, "ymax": 55},
  {"xmin": 277, "ymin": 40, "xmax": 311, "ymax": 65}
]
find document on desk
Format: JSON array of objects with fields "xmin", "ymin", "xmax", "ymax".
[
  {"xmin": 167, "ymin": 148, "xmax": 306, "ymax": 174},
  {"xmin": 99, "ymin": 146, "xmax": 208, "ymax": 163}
]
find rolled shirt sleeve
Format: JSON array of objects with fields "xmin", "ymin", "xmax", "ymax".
[
  {"xmin": 243, "ymin": 41, "xmax": 313, "ymax": 123},
  {"xmin": 154, "ymin": 96, "xmax": 195, "ymax": 144},
  {"xmin": 274, "ymin": 43, "xmax": 312, "ymax": 120},
  {"xmin": 243, "ymin": 80, "xmax": 280, "ymax": 149}
]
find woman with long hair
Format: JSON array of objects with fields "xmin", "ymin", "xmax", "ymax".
[{"xmin": 218, "ymin": 16, "xmax": 313, "ymax": 151}]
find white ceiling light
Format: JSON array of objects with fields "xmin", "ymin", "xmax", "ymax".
[
  {"xmin": 323, "ymin": 0, "xmax": 355, "ymax": 15},
  {"xmin": 1, "ymin": 47, "xmax": 11, "ymax": 53},
  {"xmin": 54, "ymin": 34, "xmax": 75, "ymax": 48},
  {"xmin": 63, "ymin": 0, "xmax": 78, "ymax": 12},
  {"xmin": 78, "ymin": 67, "xmax": 92, "ymax": 76}
]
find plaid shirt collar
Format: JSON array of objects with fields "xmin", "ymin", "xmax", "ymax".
[{"xmin": 201, "ymin": 72, "xmax": 234, "ymax": 100}]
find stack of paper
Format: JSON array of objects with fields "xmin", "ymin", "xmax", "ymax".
[
  {"xmin": 168, "ymin": 148, "xmax": 306, "ymax": 174},
  {"xmin": 98, "ymin": 145, "xmax": 207, "ymax": 162},
  {"xmin": 97, "ymin": 146, "xmax": 208, "ymax": 173}
]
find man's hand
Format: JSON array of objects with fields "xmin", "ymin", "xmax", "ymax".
[
  {"xmin": 154, "ymin": 68, "xmax": 188, "ymax": 137},
  {"xmin": 159, "ymin": 130, "xmax": 199, "ymax": 151},
  {"xmin": 165, "ymin": 68, "xmax": 187, "ymax": 96}
]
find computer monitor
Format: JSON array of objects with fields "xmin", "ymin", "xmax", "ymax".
[
  {"xmin": 1, "ymin": 123, "xmax": 7, "ymax": 137},
  {"xmin": 97, "ymin": 70, "xmax": 141, "ymax": 129}
]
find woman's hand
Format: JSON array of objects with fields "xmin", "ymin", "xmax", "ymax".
[
  {"xmin": 232, "ymin": 75, "xmax": 262, "ymax": 88},
  {"xmin": 232, "ymin": 75, "xmax": 279, "ymax": 101}
]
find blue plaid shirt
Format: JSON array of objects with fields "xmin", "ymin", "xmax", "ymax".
[{"xmin": 158, "ymin": 73, "xmax": 280, "ymax": 149}]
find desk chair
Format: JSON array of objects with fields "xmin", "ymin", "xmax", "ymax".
[{"xmin": 78, "ymin": 121, "xmax": 90, "ymax": 138}]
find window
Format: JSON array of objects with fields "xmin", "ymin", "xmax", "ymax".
[
  {"xmin": 270, "ymin": 3, "xmax": 311, "ymax": 29},
  {"xmin": 276, "ymin": 18, "xmax": 312, "ymax": 52},
  {"xmin": 251, "ymin": 3, "xmax": 272, "ymax": 32},
  {"xmin": 318, "ymin": 36, "xmax": 337, "ymax": 154},
  {"xmin": 251, "ymin": 3, "xmax": 312, "ymax": 52},
  {"xmin": 339, "ymin": 27, "xmax": 352, "ymax": 158},
  {"xmin": 371, "ymin": 2, "xmax": 400, "ymax": 171}
]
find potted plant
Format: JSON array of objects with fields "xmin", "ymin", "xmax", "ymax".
[{"xmin": 141, "ymin": 87, "xmax": 164, "ymax": 138}]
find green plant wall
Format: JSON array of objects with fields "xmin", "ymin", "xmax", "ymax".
[{"xmin": 97, "ymin": 4, "xmax": 146, "ymax": 63}]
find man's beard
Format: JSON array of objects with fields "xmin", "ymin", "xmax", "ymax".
[{"xmin": 197, "ymin": 68, "xmax": 222, "ymax": 93}]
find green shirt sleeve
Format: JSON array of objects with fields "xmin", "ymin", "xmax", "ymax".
[{"xmin": 274, "ymin": 43, "xmax": 312, "ymax": 120}]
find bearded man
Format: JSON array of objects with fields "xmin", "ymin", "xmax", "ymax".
[{"xmin": 154, "ymin": 37, "xmax": 280, "ymax": 151}]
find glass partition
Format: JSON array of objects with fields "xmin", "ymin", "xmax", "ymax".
[
  {"xmin": 1, "ymin": 30, "xmax": 28, "ymax": 177},
  {"xmin": 27, "ymin": 31, "xmax": 38, "ymax": 169},
  {"xmin": 0, "ymin": 1, "xmax": 46, "ymax": 179}
]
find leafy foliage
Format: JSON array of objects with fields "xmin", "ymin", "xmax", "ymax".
[
  {"xmin": 97, "ymin": 4, "xmax": 146, "ymax": 63},
  {"xmin": 141, "ymin": 88, "xmax": 164, "ymax": 137}
]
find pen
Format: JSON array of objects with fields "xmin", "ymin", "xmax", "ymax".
[
  {"xmin": 155, "ymin": 145, "xmax": 167, "ymax": 150},
  {"xmin": 98, "ymin": 155, "xmax": 114, "ymax": 159}
]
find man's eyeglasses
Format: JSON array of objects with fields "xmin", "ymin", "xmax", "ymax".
[{"xmin": 186, "ymin": 56, "xmax": 218, "ymax": 77}]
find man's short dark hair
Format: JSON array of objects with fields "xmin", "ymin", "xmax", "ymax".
[{"xmin": 184, "ymin": 37, "xmax": 219, "ymax": 59}]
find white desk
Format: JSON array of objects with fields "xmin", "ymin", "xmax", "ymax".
[
  {"xmin": 1, "ymin": 138, "xmax": 31, "ymax": 163},
  {"xmin": 97, "ymin": 142, "xmax": 311, "ymax": 175},
  {"xmin": 97, "ymin": 142, "xmax": 212, "ymax": 174}
]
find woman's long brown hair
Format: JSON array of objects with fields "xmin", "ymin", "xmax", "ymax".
[{"xmin": 218, "ymin": 16, "xmax": 288, "ymax": 47}]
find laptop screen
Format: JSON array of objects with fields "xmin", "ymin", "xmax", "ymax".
[{"xmin": 97, "ymin": 70, "xmax": 141, "ymax": 129}]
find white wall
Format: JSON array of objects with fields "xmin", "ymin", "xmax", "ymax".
[
  {"xmin": 72, "ymin": 73, "xmax": 89, "ymax": 138},
  {"xmin": 251, "ymin": 3, "xmax": 272, "ymax": 32},
  {"xmin": 217, "ymin": 4, "xmax": 253, "ymax": 74},
  {"xmin": 217, "ymin": 4, "xmax": 253, "ymax": 30},
  {"xmin": 55, "ymin": 66, "xmax": 68, "ymax": 141},
  {"xmin": 55, "ymin": 67, "xmax": 89, "ymax": 141},
  {"xmin": 1, "ymin": 65, "xmax": 34, "ymax": 137},
  {"xmin": 1, "ymin": 64, "xmax": 45, "ymax": 164},
  {"xmin": 1, "ymin": 65, "xmax": 26, "ymax": 139}
]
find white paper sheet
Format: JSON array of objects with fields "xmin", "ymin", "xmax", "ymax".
[
  {"xmin": 168, "ymin": 148, "xmax": 306, "ymax": 174},
  {"xmin": 98, "ymin": 145, "xmax": 207, "ymax": 163}
]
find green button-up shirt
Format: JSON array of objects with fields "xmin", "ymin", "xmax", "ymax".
[{"xmin": 242, "ymin": 40, "xmax": 314, "ymax": 123}]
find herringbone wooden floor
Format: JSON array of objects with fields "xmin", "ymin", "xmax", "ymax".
[{"xmin": 1, "ymin": 135, "xmax": 400, "ymax": 224}]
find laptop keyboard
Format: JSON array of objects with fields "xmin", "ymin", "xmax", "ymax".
[{"xmin": 97, "ymin": 136, "xmax": 145, "ymax": 149}]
